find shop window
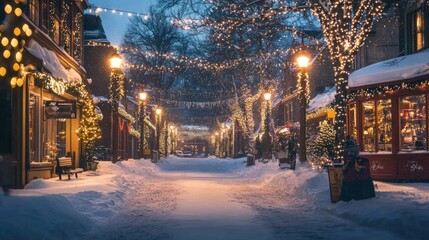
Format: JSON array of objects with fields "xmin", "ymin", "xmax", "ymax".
[
  {"xmin": 361, "ymin": 99, "xmax": 393, "ymax": 152},
  {"xmin": 377, "ymin": 99, "xmax": 392, "ymax": 152},
  {"xmin": 347, "ymin": 103, "xmax": 358, "ymax": 140},
  {"xmin": 400, "ymin": 95, "xmax": 427, "ymax": 151},
  {"xmin": 363, "ymin": 101, "xmax": 376, "ymax": 152},
  {"xmin": 56, "ymin": 119, "xmax": 67, "ymax": 157},
  {"xmin": 29, "ymin": 94, "xmax": 41, "ymax": 162}
]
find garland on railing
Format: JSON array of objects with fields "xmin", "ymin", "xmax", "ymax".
[
  {"xmin": 118, "ymin": 107, "xmax": 136, "ymax": 124},
  {"xmin": 129, "ymin": 126, "xmax": 140, "ymax": 138}
]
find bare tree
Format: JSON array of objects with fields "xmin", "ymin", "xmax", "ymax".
[{"xmin": 122, "ymin": 6, "xmax": 185, "ymax": 89}]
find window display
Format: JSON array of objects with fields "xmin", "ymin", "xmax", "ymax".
[
  {"xmin": 361, "ymin": 99, "xmax": 393, "ymax": 152},
  {"xmin": 400, "ymin": 95, "xmax": 427, "ymax": 151},
  {"xmin": 348, "ymin": 104, "xmax": 358, "ymax": 141},
  {"xmin": 377, "ymin": 99, "xmax": 392, "ymax": 152},
  {"xmin": 363, "ymin": 101, "xmax": 375, "ymax": 152}
]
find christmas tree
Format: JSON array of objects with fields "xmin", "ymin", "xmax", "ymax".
[{"xmin": 312, "ymin": 120, "xmax": 335, "ymax": 160}]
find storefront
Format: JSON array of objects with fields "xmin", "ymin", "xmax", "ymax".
[
  {"xmin": 23, "ymin": 38, "xmax": 86, "ymax": 182},
  {"xmin": 347, "ymin": 49, "xmax": 429, "ymax": 180}
]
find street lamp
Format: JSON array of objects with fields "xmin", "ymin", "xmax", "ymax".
[
  {"xmin": 226, "ymin": 125, "xmax": 231, "ymax": 158},
  {"xmin": 138, "ymin": 91, "xmax": 147, "ymax": 159},
  {"xmin": 110, "ymin": 53, "xmax": 122, "ymax": 70},
  {"xmin": 170, "ymin": 125, "xmax": 175, "ymax": 154},
  {"xmin": 215, "ymin": 132, "xmax": 219, "ymax": 157},
  {"xmin": 262, "ymin": 91, "xmax": 272, "ymax": 160},
  {"xmin": 109, "ymin": 53, "xmax": 123, "ymax": 163},
  {"xmin": 155, "ymin": 108, "xmax": 162, "ymax": 153},
  {"xmin": 297, "ymin": 54, "xmax": 310, "ymax": 162}
]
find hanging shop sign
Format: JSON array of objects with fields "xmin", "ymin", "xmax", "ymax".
[{"xmin": 45, "ymin": 101, "xmax": 77, "ymax": 119}]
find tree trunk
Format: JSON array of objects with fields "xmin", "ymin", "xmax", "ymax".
[{"xmin": 333, "ymin": 66, "xmax": 352, "ymax": 162}]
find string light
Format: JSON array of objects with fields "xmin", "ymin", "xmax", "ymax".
[{"xmin": 0, "ymin": 0, "xmax": 32, "ymax": 88}]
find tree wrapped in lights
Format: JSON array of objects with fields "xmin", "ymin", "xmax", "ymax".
[
  {"xmin": 310, "ymin": 0, "xmax": 384, "ymax": 161},
  {"xmin": 76, "ymin": 99, "xmax": 102, "ymax": 163}
]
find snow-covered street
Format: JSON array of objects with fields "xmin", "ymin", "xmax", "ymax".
[{"xmin": 1, "ymin": 156, "xmax": 429, "ymax": 240}]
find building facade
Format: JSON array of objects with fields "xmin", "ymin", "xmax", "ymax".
[
  {"xmin": 347, "ymin": 1, "xmax": 429, "ymax": 180},
  {"xmin": 0, "ymin": 0, "xmax": 90, "ymax": 188},
  {"xmin": 84, "ymin": 14, "xmax": 142, "ymax": 161}
]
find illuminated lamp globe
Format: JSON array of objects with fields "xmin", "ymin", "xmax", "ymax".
[
  {"xmin": 156, "ymin": 108, "xmax": 162, "ymax": 115},
  {"xmin": 263, "ymin": 92, "xmax": 272, "ymax": 101},
  {"xmin": 297, "ymin": 55, "xmax": 309, "ymax": 68},
  {"xmin": 110, "ymin": 53, "xmax": 122, "ymax": 70},
  {"xmin": 139, "ymin": 92, "xmax": 147, "ymax": 101}
]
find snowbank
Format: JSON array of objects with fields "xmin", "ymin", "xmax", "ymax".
[{"xmin": 1, "ymin": 157, "xmax": 428, "ymax": 239}]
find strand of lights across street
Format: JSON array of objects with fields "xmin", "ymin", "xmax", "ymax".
[{"xmin": 86, "ymin": 41, "xmax": 326, "ymax": 73}]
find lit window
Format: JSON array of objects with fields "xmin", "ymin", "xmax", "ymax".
[
  {"xmin": 411, "ymin": 9, "xmax": 425, "ymax": 52},
  {"xmin": 400, "ymin": 95, "xmax": 427, "ymax": 152},
  {"xmin": 361, "ymin": 99, "xmax": 392, "ymax": 152}
]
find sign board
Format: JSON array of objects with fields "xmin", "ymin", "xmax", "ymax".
[{"xmin": 45, "ymin": 101, "xmax": 77, "ymax": 119}]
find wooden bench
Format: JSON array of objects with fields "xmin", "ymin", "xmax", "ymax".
[{"xmin": 56, "ymin": 157, "xmax": 83, "ymax": 180}]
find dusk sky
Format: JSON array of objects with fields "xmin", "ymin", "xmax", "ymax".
[{"xmin": 88, "ymin": 0, "xmax": 157, "ymax": 46}]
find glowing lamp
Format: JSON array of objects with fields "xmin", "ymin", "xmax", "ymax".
[
  {"xmin": 110, "ymin": 53, "xmax": 122, "ymax": 69},
  {"xmin": 297, "ymin": 55, "xmax": 309, "ymax": 68},
  {"xmin": 263, "ymin": 92, "xmax": 272, "ymax": 101},
  {"xmin": 156, "ymin": 108, "xmax": 162, "ymax": 115},
  {"xmin": 139, "ymin": 92, "xmax": 147, "ymax": 101}
]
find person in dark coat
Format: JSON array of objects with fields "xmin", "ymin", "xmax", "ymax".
[{"xmin": 340, "ymin": 136, "xmax": 375, "ymax": 202}]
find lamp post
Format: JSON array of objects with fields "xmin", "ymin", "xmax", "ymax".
[
  {"xmin": 109, "ymin": 53, "xmax": 122, "ymax": 163},
  {"xmin": 297, "ymin": 55, "xmax": 310, "ymax": 162},
  {"xmin": 164, "ymin": 122, "xmax": 168, "ymax": 157},
  {"xmin": 138, "ymin": 91, "xmax": 147, "ymax": 159},
  {"xmin": 170, "ymin": 125, "xmax": 175, "ymax": 154},
  {"xmin": 262, "ymin": 92, "xmax": 272, "ymax": 160},
  {"xmin": 222, "ymin": 127, "xmax": 226, "ymax": 158},
  {"xmin": 226, "ymin": 125, "xmax": 231, "ymax": 158},
  {"xmin": 155, "ymin": 108, "xmax": 162, "ymax": 153},
  {"xmin": 215, "ymin": 132, "xmax": 219, "ymax": 157}
]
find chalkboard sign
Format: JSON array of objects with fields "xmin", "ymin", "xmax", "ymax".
[{"xmin": 45, "ymin": 101, "xmax": 77, "ymax": 119}]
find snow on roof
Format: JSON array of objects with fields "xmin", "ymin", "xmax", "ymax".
[
  {"xmin": 349, "ymin": 49, "xmax": 429, "ymax": 88},
  {"xmin": 307, "ymin": 86, "xmax": 335, "ymax": 112},
  {"xmin": 126, "ymin": 96, "xmax": 138, "ymax": 105},
  {"xmin": 26, "ymin": 40, "xmax": 82, "ymax": 83}
]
